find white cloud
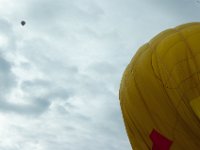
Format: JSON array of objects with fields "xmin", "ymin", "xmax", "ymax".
[{"xmin": 0, "ymin": 0, "xmax": 199, "ymax": 150}]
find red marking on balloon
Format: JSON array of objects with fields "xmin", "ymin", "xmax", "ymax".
[{"xmin": 150, "ymin": 129, "xmax": 173, "ymax": 150}]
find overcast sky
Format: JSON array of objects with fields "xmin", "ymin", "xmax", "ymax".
[{"xmin": 0, "ymin": 0, "xmax": 199, "ymax": 150}]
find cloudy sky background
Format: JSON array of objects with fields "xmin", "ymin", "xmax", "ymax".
[{"xmin": 0, "ymin": 0, "xmax": 199, "ymax": 149}]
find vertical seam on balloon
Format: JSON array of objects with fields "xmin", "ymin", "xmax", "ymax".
[
  {"xmin": 130, "ymin": 43, "xmax": 149, "ymax": 74},
  {"xmin": 122, "ymin": 103, "xmax": 150, "ymax": 149},
  {"xmin": 148, "ymin": 42, "xmax": 181, "ymax": 141},
  {"xmin": 173, "ymin": 28, "xmax": 200, "ymax": 100},
  {"xmin": 173, "ymin": 28, "xmax": 200, "ymax": 130},
  {"xmin": 165, "ymin": 72, "xmax": 200, "ymax": 89},
  {"xmin": 159, "ymin": 25, "xmax": 200, "ymax": 141},
  {"xmin": 157, "ymin": 31, "xmax": 187, "ymax": 139},
  {"xmin": 121, "ymin": 86, "xmax": 151, "ymax": 149},
  {"xmin": 151, "ymin": 30, "xmax": 184, "ymax": 141},
  {"xmin": 150, "ymin": 24, "xmax": 200, "ymax": 89},
  {"xmin": 151, "ymin": 26, "xmax": 200, "ymax": 132},
  {"xmin": 160, "ymin": 29, "xmax": 200, "ymax": 60},
  {"xmin": 150, "ymin": 31, "xmax": 185, "ymax": 141},
  {"xmin": 181, "ymin": 77, "xmax": 200, "ymax": 98},
  {"xmin": 169, "ymin": 28, "xmax": 200, "ymax": 140},
  {"xmin": 159, "ymin": 34, "xmax": 200, "ymax": 88},
  {"xmin": 150, "ymin": 42, "xmax": 181, "ymax": 140},
  {"xmin": 133, "ymin": 75, "xmax": 160, "ymax": 132},
  {"xmin": 152, "ymin": 23, "xmax": 200, "ymax": 61},
  {"xmin": 148, "ymin": 29, "xmax": 177, "ymax": 82},
  {"xmin": 172, "ymin": 100, "xmax": 200, "ymax": 143},
  {"xmin": 149, "ymin": 43, "xmax": 163, "ymax": 82},
  {"xmin": 120, "ymin": 43, "xmax": 150, "ymax": 106}
]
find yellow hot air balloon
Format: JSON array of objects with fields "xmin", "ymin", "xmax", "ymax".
[{"xmin": 119, "ymin": 22, "xmax": 200, "ymax": 150}]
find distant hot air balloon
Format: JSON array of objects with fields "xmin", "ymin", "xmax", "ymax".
[
  {"xmin": 21, "ymin": 20, "xmax": 26, "ymax": 26},
  {"xmin": 119, "ymin": 22, "xmax": 200, "ymax": 150}
]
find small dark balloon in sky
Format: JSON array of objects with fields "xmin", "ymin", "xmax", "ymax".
[{"xmin": 21, "ymin": 21, "xmax": 26, "ymax": 26}]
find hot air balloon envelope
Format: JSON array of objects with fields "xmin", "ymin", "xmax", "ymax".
[{"xmin": 119, "ymin": 22, "xmax": 200, "ymax": 150}]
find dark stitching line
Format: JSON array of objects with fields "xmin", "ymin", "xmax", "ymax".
[
  {"xmin": 155, "ymin": 29, "xmax": 200, "ymax": 77},
  {"xmin": 171, "ymin": 29, "xmax": 200, "ymax": 135},
  {"xmin": 122, "ymin": 103, "xmax": 151, "ymax": 149},
  {"xmin": 150, "ymin": 43, "xmax": 163, "ymax": 81},
  {"xmin": 152, "ymin": 29, "xmax": 187, "ymax": 140},
  {"xmin": 154, "ymin": 24, "xmax": 200, "ymax": 60},
  {"xmin": 160, "ymin": 40, "xmax": 183, "ymax": 60},
  {"xmin": 174, "ymin": 100, "xmax": 200, "ymax": 141},
  {"xmin": 119, "ymin": 44, "xmax": 150, "ymax": 108},
  {"xmin": 176, "ymin": 27, "xmax": 200, "ymax": 96},
  {"xmin": 150, "ymin": 42, "xmax": 182, "ymax": 141},
  {"xmin": 165, "ymin": 70, "xmax": 200, "ymax": 89},
  {"xmin": 153, "ymin": 26, "xmax": 200, "ymax": 90},
  {"xmin": 164, "ymin": 51, "xmax": 200, "ymax": 87},
  {"xmin": 140, "ymin": 23, "xmax": 200, "ymax": 85},
  {"xmin": 133, "ymin": 75, "xmax": 160, "ymax": 131},
  {"xmin": 153, "ymin": 25, "xmax": 200, "ymax": 64},
  {"xmin": 160, "ymin": 29, "xmax": 200, "ymax": 60},
  {"xmin": 121, "ymin": 85, "xmax": 151, "ymax": 149},
  {"xmin": 149, "ymin": 29, "xmax": 177, "ymax": 81},
  {"xmin": 158, "ymin": 28, "xmax": 200, "ymax": 77},
  {"xmin": 120, "ymin": 44, "xmax": 150, "ymax": 101},
  {"xmin": 164, "ymin": 27, "xmax": 200, "ymax": 89},
  {"xmin": 131, "ymin": 43, "xmax": 149, "ymax": 73},
  {"xmin": 181, "ymin": 74, "xmax": 200, "ymax": 98},
  {"xmin": 169, "ymin": 28, "xmax": 193, "ymax": 95}
]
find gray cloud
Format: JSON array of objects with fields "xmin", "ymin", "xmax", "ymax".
[
  {"xmin": 0, "ymin": 97, "xmax": 50, "ymax": 115},
  {"xmin": 148, "ymin": 0, "xmax": 200, "ymax": 21},
  {"xmin": 0, "ymin": 18, "xmax": 17, "ymax": 52},
  {"xmin": 0, "ymin": 55, "xmax": 16, "ymax": 96},
  {"xmin": 21, "ymin": 79, "xmax": 74, "ymax": 102},
  {"xmin": 1, "ymin": 0, "xmax": 199, "ymax": 150}
]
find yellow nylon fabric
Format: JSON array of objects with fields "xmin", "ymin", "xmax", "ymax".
[{"xmin": 119, "ymin": 22, "xmax": 200, "ymax": 150}]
